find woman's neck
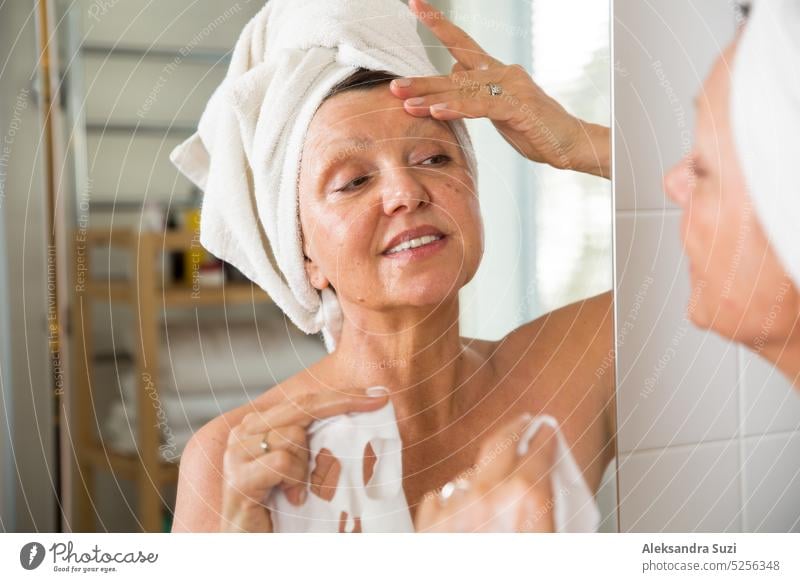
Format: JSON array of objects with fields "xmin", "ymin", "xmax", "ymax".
[{"xmin": 327, "ymin": 298, "xmax": 491, "ymax": 444}]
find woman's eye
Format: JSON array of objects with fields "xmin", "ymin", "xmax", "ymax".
[
  {"xmin": 420, "ymin": 154, "xmax": 450, "ymax": 165},
  {"xmin": 337, "ymin": 175, "xmax": 370, "ymax": 192},
  {"xmin": 689, "ymin": 156, "xmax": 706, "ymax": 179}
]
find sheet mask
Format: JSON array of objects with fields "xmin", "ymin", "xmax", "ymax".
[
  {"xmin": 267, "ymin": 393, "xmax": 415, "ymax": 532},
  {"xmin": 267, "ymin": 403, "xmax": 599, "ymax": 532},
  {"xmin": 517, "ymin": 415, "xmax": 600, "ymax": 533}
]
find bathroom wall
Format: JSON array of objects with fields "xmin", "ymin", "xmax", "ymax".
[
  {"xmin": 0, "ymin": 0, "xmax": 57, "ymax": 531},
  {"xmin": 0, "ymin": 94, "xmax": 11, "ymax": 529},
  {"xmin": 614, "ymin": 0, "xmax": 800, "ymax": 532}
]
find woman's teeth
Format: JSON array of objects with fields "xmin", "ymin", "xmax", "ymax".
[{"xmin": 385, "ymin": 234, "xmax": 443, "ymax": 255}]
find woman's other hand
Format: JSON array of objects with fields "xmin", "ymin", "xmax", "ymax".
[
  {"xmin": 415, "ymin": 413, "xmax": 558, "ymax": 532},
  {"xmin": 219, "ymin": 386, "xmax": 389, "ymax": 532},
  {"xmin": 391, "ymin": 0, "xmax": 610, "ymax": 179}
]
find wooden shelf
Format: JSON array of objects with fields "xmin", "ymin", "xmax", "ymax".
[
  {"xmin": 73, "ymin": 227, "xmax": 271, "ymax": 531},
  {"xmin": 87, "ymin": 280, "xmax": 270, "ymax": 306},
  {"xmin": 83, "ymin": 443, "xmax": 179, "ymax": 483},
  {"xmin": 82, "ymin": 228, "xmax": 272, "ymax": 307},
  {"xmin": 161, "ymin": 282, "xmax": 269, "ymax": 306}
]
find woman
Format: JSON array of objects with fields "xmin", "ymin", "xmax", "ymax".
[
  {"xmin": 172, "ymin": 0, "xmax": 614, "ymax": 532},
  {"xmin": 663, "ymin": 1, "xmax": 799, "ymax": 387}
]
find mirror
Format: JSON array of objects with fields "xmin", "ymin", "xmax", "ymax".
[{"xmin": 3, "ymin": 0, "xmax": 614, "ymax": 533}]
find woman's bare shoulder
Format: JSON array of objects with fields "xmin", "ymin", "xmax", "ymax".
[
  {"xmin": 495, "ymin": 290, "xmax": 615, "ymax": 416},
  {"xmin": 498, "ymin": 291, "xmax": 616, "ymax": 490},
  {"xmin": 505, "ymin": 291, "xmax": 613, "ymax": 355}
]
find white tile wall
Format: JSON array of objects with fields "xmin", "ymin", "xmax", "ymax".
[
  {"xmin": 740, "ymin": 348, "xmax": 800, "ymax": 436},
  {"xmin": 82, "ymin": 55, "xmax": 227, "ymax": 126},
  {"xmin": 614, "ymin": 0, "xmax": 738, "ymax": 211},
  {"xmin": 614, "ymin": 0, "xmax": 800, "ymax": 531},
  {"xmin": 77, "ymin": 0, "xmax": 255, "ymax": 52},
  {"xmin": 741, "ymin": 432, "xmax": 800, "ymax": 532},
  {"xmin": 616, "ymin": 212, "xmax": 739, "ymax": 452},
  {"xmin": 618, "ymin": 440, "xmax": 742, "ymax": 532}
]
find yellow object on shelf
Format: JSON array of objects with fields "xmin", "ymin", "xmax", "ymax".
[{"xmin": 182, "ymin": 207, "xmax": 223, "ymax": 287}]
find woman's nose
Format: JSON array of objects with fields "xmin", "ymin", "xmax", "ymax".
[
  {"xmin": 664, "ymin": 157, "xmax": 692, "ymax": 207},
  {"xmin": 381, "ymin": 168, "xmax": 430, "ymax": 215}
]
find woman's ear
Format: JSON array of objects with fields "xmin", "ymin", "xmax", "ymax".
[{"xmin": 304, "ymin": 253, "xmax": 330, "ymax": 291}]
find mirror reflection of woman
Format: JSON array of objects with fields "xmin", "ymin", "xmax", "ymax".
[
  {"xmin": 664, "ymin": 1, "xmax": 800, "ymax": 389},
  {"xmin": 173, "ymin": 0, "xmax": 613, "ymax": 533}
]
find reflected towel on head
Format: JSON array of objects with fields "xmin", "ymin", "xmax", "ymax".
[
  {"xmin": 169, "ymin": 0, "xmax": 478, "ymax": 352},
  {"xmin": 731, "ymin": 0, "xmax": 800, "ymax": 287}
]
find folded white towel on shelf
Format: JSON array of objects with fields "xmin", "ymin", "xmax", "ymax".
[
  {"xmin": 117, "ymin": 370, "xmax": 263, "ymax": 426},
  {"xmin": 169, "ymin": 0, "xmax": 478, "ymax": 352},
  {"xmin": 731, "ymin": 0, "xmax": 800, "ymax": 286},
  {"xmin": 103, "ymin": 399, "xmax": 194, "ymax": 463}
]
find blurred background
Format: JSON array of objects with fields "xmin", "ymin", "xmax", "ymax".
[{"xmin": 0, "ymin": 0, "xmax": 612, "ymax": 532}]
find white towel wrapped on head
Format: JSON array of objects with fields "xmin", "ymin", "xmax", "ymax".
[
  {"xmin": 731, "ymin": 0, "xmax": 800, "ymax": 287},
  {"xmin": 169, "ymin": 0, "xmax": 478, "ymax": 352}
]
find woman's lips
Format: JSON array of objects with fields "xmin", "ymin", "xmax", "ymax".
[
  {"xmin": 382, "ymin": 225, "xmax": 444, "ymax": 252},
  {"xmin": 382, "ymin": 234, "xmax": 448, "ymax": 260}
]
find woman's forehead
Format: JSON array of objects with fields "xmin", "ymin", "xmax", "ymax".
[{"xmin": 306, "ymin": 87, "xmax": 454, "ymax": 153}]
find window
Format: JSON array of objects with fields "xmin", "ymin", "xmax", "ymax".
[{"xmin": 529, "ymin": 0, "xmax": 612, "ymax": 314}]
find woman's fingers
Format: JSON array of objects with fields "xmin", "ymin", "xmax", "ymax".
[
  {"xmin": 226, "ymin": 424, "xmax": 310, "ymax": 506},
  {"xmin": 391, "ymin": 66, "xmax": 528, "ymax": 125},
  {"xmin": 483, "ymin": 477, "xmax": 555, "ymax": 533},
  {"xmin": 309, "ymin": 447, "xmax": 342, "ymax": 501},
  {"xmin": 451, "ymin": 61, "xmax": 467, "ymax": 75},
  {"xmin": 417, "ymin": 477, "xmax": 556, "ymax": 533},
  {"xmin": 389, "ymin": 70, "xmax": 477, "ymax": 98},
  {"xmin": 403, "ymin": 91, "xmax": 516, "ymax": 125},
  {"xmin": 516, "ymin": 423, "xmax": 557, "ymax": 485},
  {"xmin": 515, "ymin": 484, "xmax": 555, "ymax": 532},
  {"xmin": 227, "ymin": 424, "xmax": 306, "ymax": 462},
  {"xmin": 250, "ymin": 450, "xmax": 307, "ymax": 497},
  {"xmin": 268, "ymin": 425, "xmax": 311, "ymax": 505},
  {"xmin": 472, "ymin": 413, "xmax": 534, "ymax": 490},
  {"xmin": 513, "ymin": 424, "xmax": 557, "ymax": 532},
  {"xmin": 409, "ymin": 0, "xmax": 500, "ymax": 70},
  {"xmin": 414, "ymin": 416, "xmax": 559, "ymax": 533},
  {"xmin": 414, "ymin": 491, "xmax": 441, "ymax": 532},
  {"xmin": 223, "ymin": 447, "xmax": 306, "ymax": 506},
  {"xmin": 239, "ymin": 387, "xmax": 389, "ymax": 433},
  {"xmin": 389, "ymin": 67, "xmax": 509, "ymax": 100}
]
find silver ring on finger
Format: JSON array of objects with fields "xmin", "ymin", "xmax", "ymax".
[
  {"xmin": 438, "ymin": 478, "xmax": 470, "ymax": 506},
  {"xmin": 486, "ymin": 82, "xmax": 503, "ymax": 97},
  {"xmin": 259, "ymin": 431, "xmax": 271, "ymax": 454}
]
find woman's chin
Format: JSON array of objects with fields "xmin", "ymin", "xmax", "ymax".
[{"xmin": 385, "ymin": 279, "xmax": 463, "ymax": 309}]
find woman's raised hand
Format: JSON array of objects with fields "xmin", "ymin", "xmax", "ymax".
[
  {"xmin": 219, "ymin": 386, "xmax": 389, "ymax": 532},
  {"xmin": 391, "ymin": 0, "xmax": 610, "ymax": 178},
  {"xmin": 415, "ymin": 413, "xmax": 558, "ymax": 532}
]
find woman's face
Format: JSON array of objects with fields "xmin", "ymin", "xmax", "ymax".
[
  {"xmin": 664, "ymin": 43, "xmax": 799, "ymax": 347},
  {"xmin": 298, "ymin": 84, "xmax": 483, "ymax": 315}
]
